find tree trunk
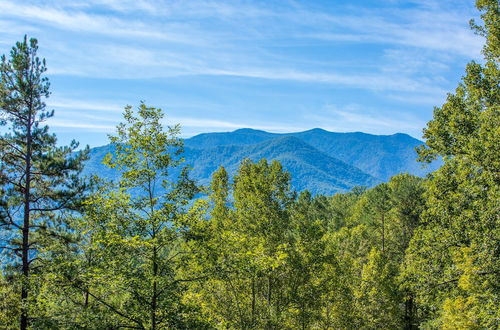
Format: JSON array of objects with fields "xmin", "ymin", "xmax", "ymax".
[
  {"xmin": 151, "ymin": 246, "xmax": 157, "ymax": 330},
  {"xmin": 20, "ymin": 118, "xmax": 32, "ymax": 330},
  {"xmin": 251, "ymin": 277, "xmax": 256, "ymax": 326},
  {"xmin": 84, "ymin": 290, "xmax": 89, "ymax": 308},
  {"xmin": 84, "ymin": 251, "xmax": 92, "ymax": 308},
  {"xmin": 404, "ymin": 296, "xmax": 415, "ymax": 329},
  {"xmin": 267, "ymin": 276, "xmax": 272, "ymax": 328},
  {"xmin": 381, "ymin": 213, "xmax": 385, "ymax": 254}
]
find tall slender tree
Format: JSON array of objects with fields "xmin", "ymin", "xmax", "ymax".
[
  {"xmin": 363, "ymin": 183, "xmax": 392, "ymax": 255},
  {"xmin": 0, "ymin": 36, "xmax": 88, "ymax": 329},
  {"xmin": 54, "ymin": 103, "xmax": 201, "ymax": 329}
]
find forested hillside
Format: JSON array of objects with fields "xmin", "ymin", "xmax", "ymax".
[
  {"xmin": 85, "ymin": 134, "xmax": 381, "ymax": 195},
  {"xmin": 84, "ymin": 129, "xmax": 438, "ymax": 195},
  {"xmin": 185, "ymin": 128, "xmax": 438, "ymax": 181},
  {"xmin": 0, "ymin": 0, "xmax": 498, "ymax": 329}
]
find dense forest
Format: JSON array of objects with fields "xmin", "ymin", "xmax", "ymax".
[{"xmin": 0, "ymin": 0, "xmax": 498, "ymax": 329}]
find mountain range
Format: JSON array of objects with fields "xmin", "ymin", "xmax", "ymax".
[{"xmin": 84, "ymin": 128, "xmax": 440, "ymax": 195}]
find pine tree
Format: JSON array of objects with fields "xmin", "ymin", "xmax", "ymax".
[{"xmin": 0, "ymin": 36, "xmax": 88, "ymax": 329}]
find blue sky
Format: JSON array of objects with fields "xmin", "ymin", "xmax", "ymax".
[{"xmin": 0, "ymin": 0, "xmax": 483, "ymax": 147}]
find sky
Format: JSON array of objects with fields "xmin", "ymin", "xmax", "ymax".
[{"xmin": 0, "ymin": 0, "xmax": 484, "ymax": 147}]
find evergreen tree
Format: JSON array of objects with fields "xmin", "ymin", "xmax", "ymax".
[
  {"xmin": 363, "ymin": 183, "xmax": 392, "ymax": 255},
  {"xmin": 0, "ymin": 36, "xmax": 88, "ymax": 329}
]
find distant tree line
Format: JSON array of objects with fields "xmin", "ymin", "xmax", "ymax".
[{"xmin": 0, "ymin": 0, "xmax": 498, "ymax": 328}]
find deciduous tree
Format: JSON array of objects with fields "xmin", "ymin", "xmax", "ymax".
[{"xmin": 403, "ymin": 0, "xmax": 499, "ymax": 327}]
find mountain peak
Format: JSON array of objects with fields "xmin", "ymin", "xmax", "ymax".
[
  {"xmin": 389, "ymin": 132, "xmax": 416, "ymax": 140},
  {"xmin": 305, "ymin": 128, "xmax": 328, "ymax": 133},
  {"xmin": 232, "ymin": 128, "xmax": 267, "ymax": 134}
]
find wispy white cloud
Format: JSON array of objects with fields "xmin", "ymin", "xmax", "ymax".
[
  {"xmin": 204, "ymin": 68, "xmax": 447, "ymax": 94},
  {"xmin": 47, "ymin": 113, "xmax": 303, "ymax": 134},
  {"xmin": 384, "ymin": 92, "xmax": 447, "ymax": 106},
  {"xmin": 305, "ymin": 10, "xmax": 481, "ymax": 58},
  {"xmin": 38, "ymin": 39, "xmax": 449, "ymax": 95},
  {"xmin": 0, "ymin": 19, "xmax": 40, "ymax": 43},
  {"xmin": 46, "ymin": 97, "xmax": 304, "ymax": 134},
  {"xmin": 47, "ymin": 119, "xmax": 115, "ymax": 130},
  {"xmin": 47, "ymin": 98, "xmax": 122, "ymax": 112},
  {"xmin": 75, "ymin": 0, "xmax": 157, "ymax": 14},
  {"xmin": 0, "ymin": 1, "xmax": 209, "ymax": 44}
]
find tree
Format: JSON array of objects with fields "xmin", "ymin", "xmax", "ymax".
[
  {"xmin": 403, "ymin": 0, "xmax": 499, "ymax": 327},
  {"xmin": 0, "ymin": 36, "xmax": 88, "ymax": 329},
  {"xmin": 354, "ymin": 248, "xmax": 400, "ymax": 328},
  {"xmin": 182, "ymin": 159, "xmax": 297, "ymax": 328},
  {"xmin": 180, "ymin": 166, "xmax": 243, "ymax": 328},
  {"xmin": 387, "ymin": 174, "xmax": 425, "ymax": 329},
  {"xmin": 387, "ymin": 174, "xmax": 424, "ymax": 256},
  {"xmin": 285, "ymin": 191, "xmax": 331, "ymax": 329},
  {"xmin": 58, "ymin": 103, "xmax": 202, "ymax": 329},
  {"xmin": 320, "ymin": 175, "xmax": 426, "ymax": 329},
  {"xmin": 363, "ymin": 183, "xmax": 392, "ymax": 255},
  {"xmin": 232, "ymin": 159, "xmax": 296, "ymax": 328}
]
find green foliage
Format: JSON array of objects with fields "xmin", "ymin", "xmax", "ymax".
[
  {"xmin": 355, "ymin": 249, "xmax": 400, "ymax": 328},
  {"xmin": 39, "ymin": 103, "xmax": 203, "ymax": 329},
  {"xmin": 0, "ymin": 272, "xmax": 19, "ymax": 328},
  {"xmin": 403, "ymin": 1, "xmax": 499, "ymax": 327},
  {"xmin": 181, "ymin": 167, "xmax": 427, "ymax": 329},
  {"xmin": 0, "ymin": 35, "xmax": 88, "ymax": 329},
  {"xmin": 181, "ymin": 159, "xmax": 296, "ymax": 328}
]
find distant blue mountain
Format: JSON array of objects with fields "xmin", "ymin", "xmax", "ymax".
[
  {"xmin": 185, "ymin": 128, "xmax": 440, "ymax": 181},
  {"xmin": 84, "ymin": 128, "xmax": 439, "ymax": 195},
  {"xmin": 184, "ymin": 136, "xmax": 378, "ymax": 195},
  {"xmin": 288, "ymin": 129, "xmax": 437, "ymax": 181}
]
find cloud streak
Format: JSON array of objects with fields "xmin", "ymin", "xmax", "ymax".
[
  {"xmin": 0, "ymin": 1, "xmax": 212, "ymax": 45},
  {"xmin": 47, "ymin": 98, "xmax": 123, "ymax": 112}
]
